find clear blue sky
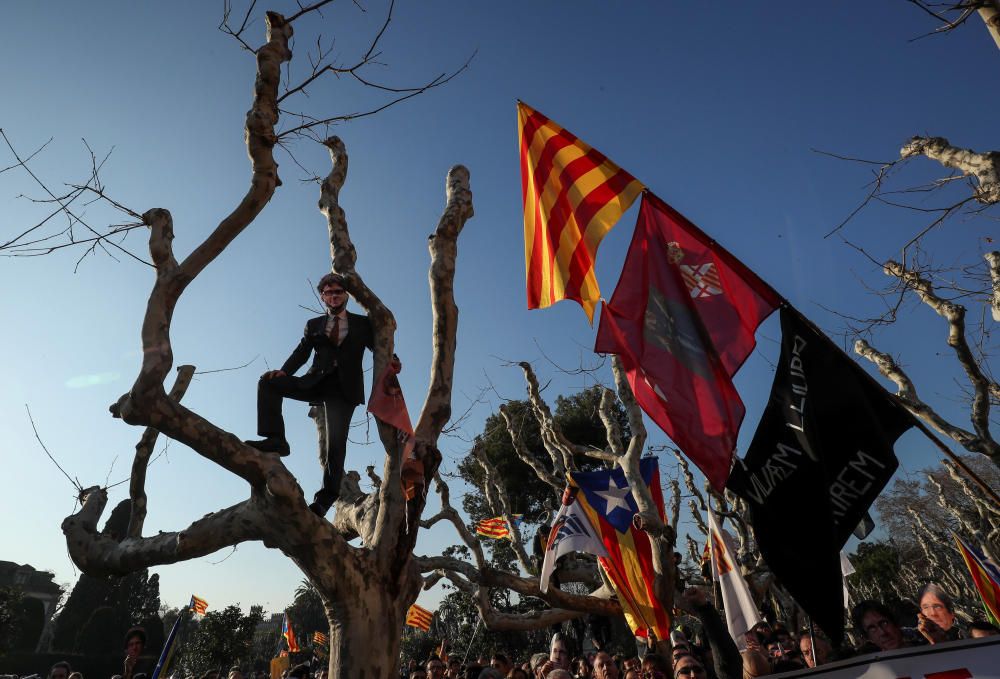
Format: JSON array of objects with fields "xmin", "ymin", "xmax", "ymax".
[{"xmin": 2, "ymin": 1, "xmax": 996, "ymax": 616}]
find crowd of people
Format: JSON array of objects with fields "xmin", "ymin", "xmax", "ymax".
[
  {"xmin": 7, "ymin": 583, "xmax": 997, "ymax": 679},
  {"xmin": 400, "ymin": 584, "xmax": 998, "ymax": 679}
]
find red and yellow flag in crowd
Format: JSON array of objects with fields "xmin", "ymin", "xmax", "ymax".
[
  {"xmin": 568, "ymin": 459, "xmax": 671, "ymax": 640},
  {"xmin": 282, "ymin": 612, "xmax": 300, "ymax": 653},
  {"xmin": 518, "ymin": 101, "xmax": 644, "ymax": 323},
  {"xmin": 405, "ymin": 604, "xmax": 434, "ymax": 632},
  {"xmin": 954, "ymin": 532, "xmax": 1000, "ymax": 624}
]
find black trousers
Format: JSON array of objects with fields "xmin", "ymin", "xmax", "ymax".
[{"xmin": 257, "ymin": 373, "xmax": 355, "ymax": 509}]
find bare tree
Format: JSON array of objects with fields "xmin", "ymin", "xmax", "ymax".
[
  {"xmin": 417, "ymin": 359, "xmax": 679, "ymax": 653},
  {"xmin": 39, "ymin": 7, "xmax": 473, "ymax": 677}
]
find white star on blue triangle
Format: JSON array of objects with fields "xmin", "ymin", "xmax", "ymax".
[{"xmin": 575, "ymin": 467, "xmax": 640, "ymax": 533}]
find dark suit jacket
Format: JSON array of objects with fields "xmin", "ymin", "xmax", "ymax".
[{"xmin": 280, "ymin": 312, "xmax": 374, "ymax": 405}]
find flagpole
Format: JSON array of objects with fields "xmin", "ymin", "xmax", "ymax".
[
  {"xmin": 461, "ymin": 616, "xmax": 482, "ymax": 666},
  {"xmin": 807, "ymin": 618, "xmax": 818, "ymax": 668}
]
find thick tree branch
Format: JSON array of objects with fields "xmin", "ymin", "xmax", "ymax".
[
  {"xmin": 65, "ymin": 487, "xmax": 267, "ymax": 577},
  {"xmin": 986, "ymin": 251, "xmax": 1000, "ymax": 322},
  {"xmin": 127, "ymin": 364, "xmax": 195, "ymax": 538},
  {"xmin": 415, "ymin": 165, "xmax": 474, "ymax": 443},
  {"xmin": 900, "ymin": 136, "xmax": 1000, "ymax": 205}
]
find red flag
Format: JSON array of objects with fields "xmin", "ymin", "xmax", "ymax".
[
  {"xmin": 595, "ymin": 192, "xmax": 779, "ymax": 490},
  {"xmin": 368, "ymin": 360, "xmax": 424, "ymax": 500}
]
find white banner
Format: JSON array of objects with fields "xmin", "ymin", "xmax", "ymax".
[{"xmin": 771, "ymin": 636, "xmax": 1000, "ymax": 679}]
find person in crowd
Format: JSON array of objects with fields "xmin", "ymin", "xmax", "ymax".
[
  {"xmin": 228, "ymin": 668, "xmax": 243, "ymax": 679},
  {"xmin": 478, "ymin": 669, "xmax": 504, "ymax": 679},
  {"xmin": 409, "ymin": 670, "xmax": 427, "ymax": 679},
  {"xmin": 510, "ymin": 669, "xmax": 530, "ymax": 679},
  {"xmin": 672, "ymin": 654, "xmax": 707, "ymax": 678},
  {"xmin": 572, "ymin": 656, "xmax": 591, "ymax": 678},
  {"xmin": 852, "ymin": 600, "xmax": 917, "ymax": 652},
  {"xmin": 491, "ymin": 654, "xmax": 513, "ymax": 677},
  {"xmin": 547, "ymin": 671, "xmax": 573, "ymax": 679},
  {"xmin": 591, "ymin": 652, "xmax": 618, "ymax": 679},
  {"xmin": 49, "ymin": 664, "xmax": 71, "ymax": 679},
  {"xmin": 447, "ymin": 659, "xmax": 462, "ymax": 678},
  {"xmin": 639, "ymin": 653, "xmax": 669, "ymax": 679},
  {"xmin": 426, "ymin": 658, "xmax": 446, "ymax": 679},
  {"xmin": 676, "ymin": 586, "xmax": 745, "ymax": 679},
  {"xmin": 798, "ymin": 632, "xmax": 833, "ymax": 668},
  {"xmin": 122, "ymin": 627, "xmax": 147, "ymax": 679},
  {"xmin": 969, "ymin": 620, "xmax": 1000, "ymax": 638},
  {"xmin": 67, "ymin": 673, "xmax": 83, "ymax": 679},
  {"xmin": 917, "ymin": 582, "xmax": 963, "ymax": 642}
]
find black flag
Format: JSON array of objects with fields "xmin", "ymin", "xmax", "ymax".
[{"xmin": 727, "ymin": 307, "xmax": 914, "ymax": 642}]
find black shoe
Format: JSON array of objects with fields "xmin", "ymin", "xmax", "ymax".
[
  {"xmin": 309, "ymin": 502, "xmax": 329, "ymax": 518},
  {"xmin": 244, "ymin": 437, "xmax": 290, "ymax": 456}
]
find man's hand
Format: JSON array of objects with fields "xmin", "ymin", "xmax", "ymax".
[
  {"xmin": 123, "ymin": 654, "xmax": 137, "ymax": 678},
  {"xmin": 537, "ymin": 661, "xmax": 557, "ymax": 677},
  {"xmin": 677, "ymin": 586, "xmax": 709, "ymax": 613},
  {"xmin": 262, "ymin": 370, "xmax": 286, "ymax": 380},
  {"xmin": 917, "ymin": 613, "xmax": 947, "ymax": 644}
]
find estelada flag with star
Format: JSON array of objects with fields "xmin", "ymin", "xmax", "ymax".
[
  {"xmin": 569, "ymin": 458, "xmax": 670, "ymax": 640},
  {"xmin": 595, "ymin": 192, "xmax": 780, "ymax": 490}
]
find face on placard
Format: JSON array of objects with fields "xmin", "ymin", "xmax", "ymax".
[
  {"xmin": 920, "ymin": 592, "xmax": 955, "ymax": 631},
  {"xmin": 862, "ymin": 611, "xmax": 904, "ymax": 650},
  {"xmin": 550, "ymin": 639, "xmax": 570, "ymax": 669},
  {"xmin": 320, "ymin": 284, "xmax": 347, "ymax": 311}
]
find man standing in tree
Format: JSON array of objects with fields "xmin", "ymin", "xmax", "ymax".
[{"xmin": 247, "ymin": 273, "xmax": 386, "ymax": 517}]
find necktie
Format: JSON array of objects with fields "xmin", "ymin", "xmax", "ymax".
[{"xmin": 328, "ymin": 314, "xmax": 340, "ymax": 345}]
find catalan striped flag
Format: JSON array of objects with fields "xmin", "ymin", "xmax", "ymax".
[
  {"xmin": 518, "ymin": 101, "xmax": 644, "ymax": 322},
  {"xmin": 569, "ymin": 458, "xmax": 671, "ymax": 640},
  {"xmin": 312, "ymin": 631, "xmax": 328, "ymax": 646},
  {"xmin": 953, "ymin": 532, "xmax": 1000, "ymax": 625},
  {"xmin": 189, "ymin": 594, "xmax": 208, "ymax": 615},
  {"xmin": 474, "ymin": 514, "xmax": 523, "ymax": 539},
  {"xmin": 282, "ymin": 611, "xmax": 300, "ymax": 653},
  {"xmin": 405, "ymin": 604, "xmax": 434, "ymax": 632}
]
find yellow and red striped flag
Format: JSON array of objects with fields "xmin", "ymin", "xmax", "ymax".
[
  {"xmin": 405, "ymin": 604, "xmax": 434, "ymax": 632},
  {"xmin": 474, "ymin": 514, "xmax": 523, "ymax": 539},
  {"xmin": 189, "ymin": 594, "xmax": 208, "ymax": 615},
  {"xmin": 312, "ymin": 631, "xmax": 328, "ymax": 646},
  {"xmin": 518, "ymin": 101, "xmax": 644, "ymax": 323},
  {"xmin": 954, "ymin": 532, "xmax": 1000, "ymax": 624}
]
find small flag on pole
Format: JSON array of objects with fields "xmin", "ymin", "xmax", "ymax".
[
  {"xmin": 189, "ymin": 595, "xmax": 208, "ymax": 615},
  {"xmin": 519, "ymin": 101, "xmax": 644, "ymax": 322},
  {"xmin": 282, "ymin": 612, "xmax": 300, "ymax": 653},
  {"xmin": 405, "ymin": 604, "xmax": 434, "ymax": 632},
  {"xmin": 474, "ymin": 514, "xmax": 523, "ymax": 539},
  {"xmin": 312, "ymin": 631, "xmax": 328, "ymax": 646}
]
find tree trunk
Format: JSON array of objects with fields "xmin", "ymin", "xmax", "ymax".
[{"xmin": 324, "ymin": 581, "xmax": 410, "ymax": 679}]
